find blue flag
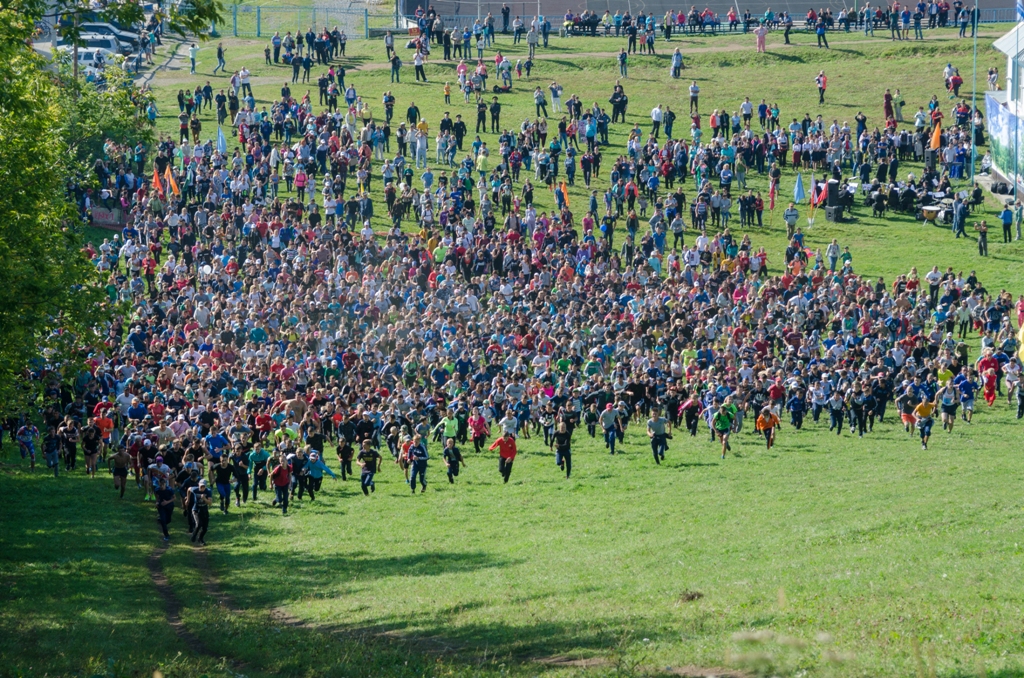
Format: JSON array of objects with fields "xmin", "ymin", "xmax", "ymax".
[
  {"xmin": 1017, "ymin": 0, "xmax": 1024, "ymax": 21},
  {"xmin": 217, "ymin": 125, "xmax": 227, "ymax": 155},
  {"xmin": 794, "ymin": 172, "xmax": 806, "ymax": 204}
]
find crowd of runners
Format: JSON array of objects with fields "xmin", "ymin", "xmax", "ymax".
[{"xmin": 3, "ymin": 6, "xmax": 1020, "ymax": 548}]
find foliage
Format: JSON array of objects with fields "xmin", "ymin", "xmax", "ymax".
[{"xmin": 0, "ymin": 4, "xmax": 165, "ymax": 414}]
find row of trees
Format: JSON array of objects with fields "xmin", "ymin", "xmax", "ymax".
[{"xmin": 0, "ymin": 0, "xmax": 223, "ymax": 414}]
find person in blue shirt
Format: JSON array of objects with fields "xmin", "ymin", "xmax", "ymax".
[
  {"xmin": 204, "ymin": 428, "xmax": 230, "ymax": 460},
  {"xmin": 956, "ymin": 370, "xmax": 979, "ymax": 423},
  {"xmin": 300, "ymin": 450, "xmax": 336, "ymax": 501},
  {"xmin": 786, "ymin": 390, "xmax": 807, "ymax": 429},
  {"xmin": 126, "ymin": 398, "xmax": 148, "ymax": 422},
  {"xmin": 408, "ymin": 435, "xmax": 429, "ymax": 493}
]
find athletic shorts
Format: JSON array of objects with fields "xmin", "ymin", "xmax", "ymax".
[
  {"xmin": 941, "ymin": 403, "xmax": 959, "ymax": 416},
  {"xmin": 900, "ymin": 412, "xmax": 917, "ymax": 425},
  {"xmin": 962, "ymin": 398, "xmax": 975, "ymax": 411},
  {"xmin": 113, "ymin": 467, "xmax": 129, "ymax": 478}
]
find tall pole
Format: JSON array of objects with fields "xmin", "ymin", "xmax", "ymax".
[
  {"xmin": 969, "ymin": 6, "xmax": 978, "ymax": 180},
  {"xmin": 1007, "ymin": 17, "xmax": 1015, "ymax": 196}
]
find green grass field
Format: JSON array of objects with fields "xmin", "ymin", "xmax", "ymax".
[{"xmin": 6, "ymin": 27, "xmax": 1024, "ymax": 678}]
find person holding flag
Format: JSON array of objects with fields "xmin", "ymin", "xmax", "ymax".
[{"xmin": 217, "ymin": 126, "xmax": 228, "ymax": 156}]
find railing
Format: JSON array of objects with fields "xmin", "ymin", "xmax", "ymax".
[
  {"xmin": 214, "ymin": 5, "xmax": 1017, "ymax": 39},
  {"xmin": 222, "ymin": 5, "xmax": 406, "ymax": 39}
]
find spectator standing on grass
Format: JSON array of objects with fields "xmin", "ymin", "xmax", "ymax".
[
  {"xmin": 753, "ymin": 23, "xmax": 768, "ymax": 52},
  {"xmin": 188, "ymin": 43, "xmax": 199, "ymax": 74}
]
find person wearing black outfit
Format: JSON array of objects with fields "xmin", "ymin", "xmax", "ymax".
[
  {"xmin": 442, "ymin": 438, "xmax": 465, "ymax": 483},
  {"xmin": 212, "ymin": 456, "xmax": 235, "ymax": 512},
  {"xmin": 155, "ymin": 477, "xmax": 176, "ymax": 541},
  {"xmin": 550, "ymin": 421, "xmax": 573, "ymax": 478},
  {"xmin": 490, "ymin": 97, "xmax": 501, "ymax": 133},
  {"xmin": 974, "ymin": 221, "xmax": 989, "ymax": 256},
  {"xmin": 453, "ymin": 114, "xmax": 467, "ymax": 150},
  {"xmin": 188, "ymin": 480, "xmax": 212, "ymax": 545},
  {"xmin": 230, "ymin": 448, "xmax": 249, "ymax": 506},
  {"xmin": 476, "ymin": 98, "xmax": 487, "ymax": 133}
]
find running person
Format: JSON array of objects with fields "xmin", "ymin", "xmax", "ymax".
[
  {"xmin": 712, "ymin": 403, "xmax": 735, "ymax": 458},
  {"xmin": 913, "ymin": 396, "xmax": 937, "ymax": 450},
  {"xmin": 155, "ymin": 477, "xmax": 177, "ymax": 541},
  {"xmin": 937, "ymin": 383, "xmax": 959, "ymax": 433},
  {"xmin": 109, "ymin": 446, "xmax": 131, "ymax": 498},
  {"xmin": 408, "ymin": 434, "xmax": 428, "ymax": 493},
  {"xmin": 489, "ymin": 430, "xmax": 518, "ymax": 483},
  {"xmin": 211, "ymin": 454, "xmax": 235, "ymax": 513},
  {"xmin": 57, "ymin": 416, "xmax": 80, "ymax": 472},
  {"xmin": 16, "ymin": 422, "xmax": 39, "ymax": 471},
  {"xmin": 230, "ymin": 447, "xmax": 250, "ymax": 506},
  {"xmin": 188, "ymin": 479, "xmax": 213, "ymax": 545},
  {"xmin": 599, "ymin": 403, "xmax": 620, "ymax": 454},
  {"xmin": 646, "ymin": 407, "xmax": 670, "ymax": 464},
  {"xmin": 755, "ymin": 407, "xmax": 781, "ymax": 450},
  {"xmin": 550, "ymin": 421, "xmax": 573, "ymax": 478},
  {"xmin": 442, "ymin": 437, "xmax": 465, "ymax": 484},
  {"xmin": 270, "ymin": 455, "xmax": 292, "ymax": 513},
  {"xmin": 42, "ymin": 427, "xmax": 60, "ymax": 477},
  {"xmin": 81, "ymin": 419, "xmax": 102, "ymax": 478},
  {"xmin": 357, "ymin": 439, "xmax": 382, "ymax": 496}
]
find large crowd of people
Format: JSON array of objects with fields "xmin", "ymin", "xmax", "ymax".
[{"xmin": 7, "ymin": 6, "xmax": 1021, "ymax": 549}]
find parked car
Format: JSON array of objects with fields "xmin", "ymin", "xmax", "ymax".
[
  {"xmin": 57, "ymin": 33, "xmax": 132, "ymax": 56},
  {"xmin": 54, "ymin": 45, "xmax": 119, "ymax": 66},
  {"xmin": 79, "ymin": 22, "xmax": 141, "ymax": 49}
]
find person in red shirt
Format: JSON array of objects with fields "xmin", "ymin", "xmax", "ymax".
[
  {"xmin": 270, "ymin": 456, "xmax": 292, "ymax": 514},
  {"xmin": 489, "ymin": 431, "xmax": 518, "ymax": 484}
]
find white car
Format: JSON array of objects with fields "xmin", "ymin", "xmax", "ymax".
[
  {"xmin": 54, "ymin": 45, "xmax": 118, "ymax": 67},
  {"xmin": 57, "ymin": 32, "xmax": 131, "ymax": 55}
]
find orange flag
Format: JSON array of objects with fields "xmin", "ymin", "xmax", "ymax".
[
  {"xmin": 559, "ymin": 181, "xmax": 570, "ymax": 207},
  {"xmin": 930, "ymin": 120, "xmax": 942, "ymax": 150},
  {"xmin": 152, "ymin": 164, "xmax": 164, "ymax": 199},
  {"xmin": 164, "ymin": 166, "xmax": 180, "ymax": 197}
]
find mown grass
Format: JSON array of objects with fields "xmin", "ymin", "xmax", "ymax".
[{"xmin": 7, "ymin": 27, "xmax": 1024, "ymax": 678}]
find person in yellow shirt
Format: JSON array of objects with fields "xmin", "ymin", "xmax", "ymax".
[
  {"xmin": 935, "ymin": 363, "xmax": 954, "ymax": 387},
  {"xmin": 912, "ymin": 398, "xmax": 936, "ymax": 450},
  {"xmin": 475, "ymin": 149, "xmax": 489, "ymax": 178},
  {"xmin": 416, "ymin": 119, "xmax": 428, "ymax": 136}
]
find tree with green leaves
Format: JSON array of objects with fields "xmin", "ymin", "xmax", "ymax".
[{"xmin": 0, "ymin": 0, "xmax": 224, "ymax": 414}]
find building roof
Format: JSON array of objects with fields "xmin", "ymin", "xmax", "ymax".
[{"xmin": 993, "ymin": 22, "xmax": 1024, "ymax": 57}]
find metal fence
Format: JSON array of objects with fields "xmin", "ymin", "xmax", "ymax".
[
  {"xmin": 214, "ymin": 4, "xmax": 1017, "ymax": 38},
  {"xmin": 218, "ymin": 5, "xmax": 405, "ymax": 38}
]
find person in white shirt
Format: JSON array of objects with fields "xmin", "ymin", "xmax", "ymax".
[{"xmin": 651, "ymin": 104, "xmax": 663, "ymax": 137}]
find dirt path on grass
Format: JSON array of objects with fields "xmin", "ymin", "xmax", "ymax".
[{"xmin": 147, "ymin": 544, "xmax": 245, "ymax": 669}]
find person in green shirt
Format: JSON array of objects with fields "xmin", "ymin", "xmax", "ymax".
[
  {"xmin": 434, "ymin": 409, "xmax": 459, "ymax": 447},
  {"xmin": 712, "ymin": 400, "xmax": 735, "ymax": 459}
]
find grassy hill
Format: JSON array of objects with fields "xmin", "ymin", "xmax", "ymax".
[{"xmin": 6, "ymin": 26, "xmax": 1024, "ymax": 678}]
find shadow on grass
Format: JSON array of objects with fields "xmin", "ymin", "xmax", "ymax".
[{"xmin": 0, "ymin": 463, "xmax": 219, "ymax": 676}]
